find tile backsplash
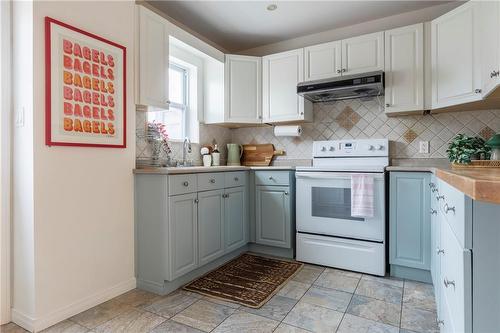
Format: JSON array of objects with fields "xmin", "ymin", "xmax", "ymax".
[{"xmin": 136, "ymin": 99, "xmax": 500, "ymax": 164}]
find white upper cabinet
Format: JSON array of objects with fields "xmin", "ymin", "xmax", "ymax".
[
  {"xmin": 137, "ymin": 6, "xmax": 170, "ymax": 109},
  {"xmin": 431, "ymin": 2, "xmax": 482, "ymax": 109},
  {"xmin": 224, "ymin": 55, "xmax": 262, "ymax": 123},
  {"xmin": 341, "ymin": 32, "xmax": 385, "ymax": 75},
  {"xmin": 480, "ymin": 0, "xmax": 500, "ymax": 98},
  {"xmin": 304, "ymin": 41, "xmax": 342, "ymax": 81},
  {"xmin": 262, "ymin": 49, "xmax": 313, "ymax": 123},
  {"xmin": 384, "ymin": 23, "xmax": 424, "ymax": 114}
]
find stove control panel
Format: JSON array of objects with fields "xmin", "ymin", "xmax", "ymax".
[{"xmin": 313, "ymin": 139, "xmax": 389, "ymax": 158}]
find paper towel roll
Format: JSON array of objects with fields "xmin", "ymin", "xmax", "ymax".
[{"xmin": 274, "ymin": 125, "xmax": 302, "ymax": 137}]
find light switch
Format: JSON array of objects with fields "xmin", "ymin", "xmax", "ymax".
[{"xmin": 419, "ymin": 141, "xmax": 429, "ymax": 154}]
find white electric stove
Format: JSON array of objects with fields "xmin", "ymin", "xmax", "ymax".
[{"xmin": 295, "ymin": 139, "xmax": 389, "ymax": 276}]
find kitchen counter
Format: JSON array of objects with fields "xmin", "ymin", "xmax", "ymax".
[{"xmin": 133, "ymin": 165, "xmax": 296, "ymax": 175}]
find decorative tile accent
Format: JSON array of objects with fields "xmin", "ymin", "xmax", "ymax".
[
  {"xmin": 479, "ymin": 126, "xmax": 495, "ymax": 141},
  {"xmin": 403, "ymin": 129, "xmax": 418, "ymax": 144}
]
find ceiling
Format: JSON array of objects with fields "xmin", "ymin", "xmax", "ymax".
[{"xmin": 148, "ymin": 1, "xmax": 453, "ymax": 52}]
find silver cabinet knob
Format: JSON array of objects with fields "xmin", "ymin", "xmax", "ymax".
[
  {"xmin": 183, "ymin": 181, "xmax": 189, "ymax": 187},
  {"xmin": 336, "ymin": 69, "xmax": 341, "ymax": 74},
  {"xmin": 222, "ymin": 193, "xmax": 229, "ymax": 198},
  {"xmin": 269, "ymin": 176, "xmax": 274, "ymax": 180},
  {"xmin": 284, "ymin": 191, "xmax": 289, "ymax": 196},
  {"xmin": 342, "ymin": 68, "xmax": 346, "ymax": 73},
  {"xmin": 475, "ymin": 88, "xmax": 482, "ymax": 94},
  {"xmin": 234, "ymin": 177, "xmax": 239, "ymax": 182},
  {"xmin": 432, "ymin": 188, "xmax": 438, "ymax": 193},
  {"xmin": 429, "ymin": 183, "xmax": 435, "ymax": 188},
  {"xmin": 437, "ymin": 248, "xmax": 444, "ymax": 255},
  {"xmin": 437, "ymin": 320, "xmax": 444, "ymax": 326},
  {"xmin": 300, "ymin": 111, "xmax": 304, "ymax": 115},
  {"xmin": 436, "ymin": 195, "xmax": 445, "ymax": 201},
  {"xmin": 194, "ymin": 198, "xmax": 199, "ymax": 203},
  {"xmin": 385, "ymin": 103, "xmax": 390, "ymax": 107},
  {"xmin": 209, "ymin": 178, "xmax": 216, "ymax": 184},
  {"xmin": 444, "ymin": 278, "xmax": 455, "ymax": 288},
  {"xmin": 430, "ymin": 209, "xmax": 437, "ymax": 215},
  {"xmin": 444, "ymin": 203, "xmax": 455, "ymax": 214}
]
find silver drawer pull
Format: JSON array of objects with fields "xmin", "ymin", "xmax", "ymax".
[
  {"xmin": 436, "ymin": 195, "xmax": 445, "ymax": 201},
  {"xmin": 234, "ymin": 177, "xmax": 239, "ymax": 182},
  {"xmin": 437, "ymin": 248, "xmax": 444, "ymax": 255},
  {"xmin": 444, "ymin": 203, "xmax": 455, "ymax": 214},
  {"xmin": 432, "ymin": 188, "xmax": 438, "ymax": 193},
  {"xmin": 268, "ymin": 176, "xmax": 274, "ymax": 180},
  {"xmin": 284, "ymin": 191, "xmax": 289, "ymax": 196},
  {"xmin": 183, "ymin": 181, "xmax": 189, "ymax": 187},
  {"xmin": 429, "ymin": 182, "xmax": 435, "ymax": 188},
  {"xmin": 430, "ymin": 209, "xmax": 437, "ymax": 215},
  {"xmin": 209, "ymin": 179, "xmax": 216, "ymax": 184},
  {"xmin": 444, "ymin": 278, "xmax": 455, "ymax": 289}
]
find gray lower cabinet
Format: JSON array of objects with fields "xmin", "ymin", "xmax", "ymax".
[
  {"xmin": 256, "ymin": 185, "xmax": 291, "ymax": 248},
  {"xmin": 168, "ymin": 192, "xmax": 198, "ymax": 280},
  {"xmin": 224, "ymin": 186, "xmax": 247, "ymax": 252},
  {"xmin": 389, "ymin": 172, "xmax": 431, "ymax": 282},
  {"xmin": 197, "ymin": 189, "xmax": 225, "ymax": 266}
]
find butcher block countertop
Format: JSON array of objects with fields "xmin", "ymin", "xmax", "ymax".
[{"xmin": 435, "ymin": 168, "xmax": 500, "ymax": 204}]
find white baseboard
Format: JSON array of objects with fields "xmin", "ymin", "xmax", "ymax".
[{"xmin": 12, "ymin": 277, "xmax": 136, "ymax": 332}]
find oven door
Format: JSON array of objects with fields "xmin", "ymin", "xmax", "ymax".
[{"xmin": 296, "ymin": 171, "xmax": 385, "ymax": 242}]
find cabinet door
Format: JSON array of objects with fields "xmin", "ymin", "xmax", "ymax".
[
  {"xmin": 168, "ymin": 193, "xmax": 197, "ymax": 280},
  {"xmin": 255, "ymin": 185, "xmax": 291, "ymax": 248},
  {"xmin": 225, "ymin": 55, "xmax": 262, "ymax": 123},
  {"xmin": 480, "ymin": 0, "xmax": 500, "ymax": 97},
  {"xmin": 384, "ymin": 24, "xmax": 424, "ymax": 114},
  {"xmin": 224, "ymin": 186, "xmax": 247, "ymax": 252},
  {"xmin": 389, "ymin": 172, "xmax": 431, "ymax": 270},
  {"xmin": 304, "ymin": 41, "xmax": 342, "ymax": 81},
  {"xmin": 138, "ymin": 6, "xmax": 170, "ymax": 109},
  {"xmin": 341, "ymin": 32, "xmax": 384, "ymax": 75},
  {"xmin": 262, "ymin": 49, "xmax": 310, "ymax": 123},
  {"xmin": 431, "ymin": 2, "xmax": 482, "ymax": 109},
  {"xmin": 198, "ymin": 190, "xmax": 225, "ymax": 266}
]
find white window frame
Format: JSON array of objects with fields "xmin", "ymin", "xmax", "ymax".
[{"xmin": 168, "ymin": 62, "xmax": 189, "ymax": 140}]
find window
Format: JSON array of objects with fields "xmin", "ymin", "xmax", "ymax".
[{"xmin": 148, "ymin": 62, "xmax": 190, "ymax": 141}]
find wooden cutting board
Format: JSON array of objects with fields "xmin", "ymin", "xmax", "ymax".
[{"xmin": 242, "ymin": 144, "xmax": 285, "ymax": 166}]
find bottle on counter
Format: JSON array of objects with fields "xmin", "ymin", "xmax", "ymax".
[{"xmin": 212, "ymin": 144, "xmax": 220, "ymax": 166}]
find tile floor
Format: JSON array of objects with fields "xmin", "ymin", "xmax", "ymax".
[{"xmin": 0, "ymin": 261, "xmax": 438, "ymax": 333}]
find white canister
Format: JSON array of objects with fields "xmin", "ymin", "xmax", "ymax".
[{"xmin": 202, "ymin": 155, "xmax": 212, "ymax": 167}]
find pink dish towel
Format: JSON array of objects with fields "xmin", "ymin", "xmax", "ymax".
[{"xmin": 351, "ymin": 174, "xmax": 375, "ymax": 218}]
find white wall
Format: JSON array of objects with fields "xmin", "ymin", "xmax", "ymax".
[
  {"xmin": 240, "ymin": 2, "xmax": 461, "ymax": 56},
  {"xmin": 12, "ymin": 1, "xmax": 136, "ymax": 331}
]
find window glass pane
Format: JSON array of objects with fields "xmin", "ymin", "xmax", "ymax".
[
  {"xmin": 161, "ymin": 106, "xmax": 184, "ymax": 140},
  {"xmin": 169, "ymin": 66, "xmax": 185, "ymax": 105},
  {"xmin": 311, "ymin": 187, "xmax": 364, "ymax": 221}
]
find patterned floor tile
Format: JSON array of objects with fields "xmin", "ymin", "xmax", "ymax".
[
  {"xmin": 347, "ymin": 294, "xmax": 401, "ymax": 327},
  {"xmin": 362, "ymin": 274, "xmax": 405, "ymax": 288},
  {"xmin": 276, "ymin": 281, "xmax": 310, "ymax": 300},
  {"xmin": 401, "ymin": 305, "xmax": 439, "ymax": 333},
  {"xmin": 314, "ymin": 269, "xmax": 360, "ymax": 293},
  {"xmin": 242, "ymin": 295, "xmax": 297, "ymax": 321},
  {"xmin": 283, "ymin": 301, "xmax": 343, "ymax": 332},
  {"xmin": 273, "ymin": 323, "xmax": 312, "ymax": 333},
  {"xmin": 150, "ymin": 320, "xmax": 205, "ymax": 333},
  {"xmin": 70, "ymin": 299, "xmax": 132, "ymax": 329},
  {"xmin": 292, "ymin": 265, "xmax": 324, "ymax": 284},
  {"xmin": 403, "ymin": 281, "xmax": 437, "ymax": 312},
  {"xmin": 41, "ymin": 320, "xmax": 88, "ymax": 333},
  {"xmin": 201, "ymin": 296, "xmax": 241, "ymax": 309},
  {"xmin": 355, "ymin": 279, "xmax": 403, "ymax": 304},
  {"xmin": 92, "ymin": 308, "xmax": 165, "ymax": 333},
  {"xmin": 0, "ymin": 323, "xmax": 29, "ymax": 333},
  {"xmin": 300, "ymin": 286, "xmax": 352, "ymax": 312},
  {"xmin": 110, "ymin": 289, "xmax": 161, "ymax": 308},
  {"xmin": 212, "ymin": 311, "xmax": 279, "ymax": 333},
  {"xmin": 171, "ymin": 300, "xmax": 235, "ymax": 332},
  {"xmin": 337, "ymin": 313, "xmax": 399, "ymax": 333},
  {"xmin": 142, "ymin": 290, "xmax": 199, "ymax": 319}
]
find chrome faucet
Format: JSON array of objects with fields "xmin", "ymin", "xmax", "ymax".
[{"xmin": 182, "ymin": 137, "xmax": 192, "ymax": 166}]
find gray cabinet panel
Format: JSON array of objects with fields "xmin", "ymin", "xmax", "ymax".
[
  {"xmin": 224, "ymin": 186, "xmax": 246, "ymax": 252},
  {"xmin": 256, "ymin": 185, "xmax": 291, "ymax": 248},
  {"xmin": 198, "ymin": 189, "xmax": 225, "ymax": 266},
  {"xmin": 389, "ymin": 172, "xmax": 431, "ymax": 271},
  {"xmin": 168, "ymin": 193, "xmax": 198, "ymax": 280}
]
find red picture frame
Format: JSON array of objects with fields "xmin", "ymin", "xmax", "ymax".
[{"xmin": 45, "ymin": 17, "xmax": 127, "ymax": 148}]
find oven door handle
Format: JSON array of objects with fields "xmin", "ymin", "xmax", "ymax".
[{"xmin": 296, "ymin": 172, "xmax": 385, "ymax": 180}]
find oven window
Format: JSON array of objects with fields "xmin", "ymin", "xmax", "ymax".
[{"xmin": 311, "ymin": 187, "xmax": 364, "ymax": 221}]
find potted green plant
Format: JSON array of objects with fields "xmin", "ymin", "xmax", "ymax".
[{"xmin": 446, "ymin": 134, "xmax": 490, "ymax": 165}]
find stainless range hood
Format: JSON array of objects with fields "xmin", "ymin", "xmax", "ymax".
[{"xmin": 297, "ymin": 71, "xmax": 384, "ymax": 102}]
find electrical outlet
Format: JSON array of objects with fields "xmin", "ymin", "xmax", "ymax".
[{"xmin": 419, "ymin": 141, "xmax": 430, "ymax": 154}]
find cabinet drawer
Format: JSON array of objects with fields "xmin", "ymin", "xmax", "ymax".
[
  {"xmin": 197, "ymin": 172, "xmax": 225, "ymax": 192},
  {"xmin": 438, "ymin": 179, "xmax": 472, "ymax": 248},
  {"xmin": 168, "ymin": 174, "xmax": 197, "ymax": 196},
  {"xmin": 225, "ymin": 171, "xmax": 247, "ymax": 188},
  {"xmin": 255, "ymin": 171, "xmax": 290, "ymax": 186},
  {"xmin": 440, "ymin": 219, "xmax": 472, "ymax": 333}
]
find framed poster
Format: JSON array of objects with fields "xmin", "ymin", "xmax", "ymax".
[{"xmin": 45, "ymin": 17, "xmax": 126, "ymax": 148}]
